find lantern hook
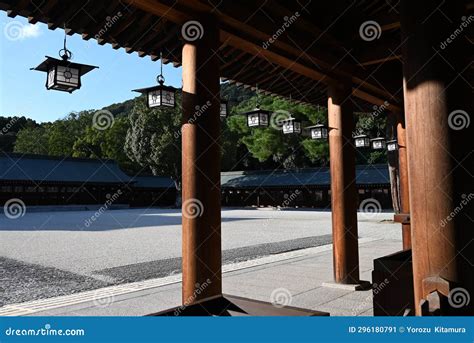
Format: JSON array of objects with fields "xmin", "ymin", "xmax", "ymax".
[
  {"xmin": 255, "ymin": 84, "xmax": 260, "ymax": 109},
  {"xmin": 157, "ymin": 51, "xmax": 165, "ymax": 85},
  {"xmin": 59, "ymin": 23, "xmax": 73, "ymax": 61}
]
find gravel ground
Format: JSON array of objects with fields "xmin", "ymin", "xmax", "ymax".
[
  {"xmin": 0, "ymin": 208, "xmax": 400, "ymax": 305},
  {"xmin": 0, "ymin": 257, "xmax": 110, "ymax": 307},
  {"xmin": 96, "ymin": 234, "xmax": 333, "ymax": 283}
]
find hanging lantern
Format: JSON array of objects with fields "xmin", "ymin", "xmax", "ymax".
[
  {"xmin": 306, "ymin": 124, "xmax": 328, "ymax": 140},
  {"xmin": 220, "ymin": 100, "xmax": 228, "ymax": 118},
  {"xmin": 245, "ymin": 107, "xmax": 271, "ymax": 127},
  {"xmin": 133, "ymin": 52, "xmax": 176, "ymax": 108},
  {"xmin": 244, "ymin": 84, "xmax": 270, "ymax": 128},
  {"xmin": 31, "ymin": 27, "xmax": 97, "ymax": 93},
  {"xmin": 386, "ymin": 139, "xmax": 398, "ymax": 151},
  {"xmin": 371, "ymin": 137, "xmax": 386, "ymax": 150},
  {"xmin": 354, "ymin": 134, "xmax": 371, "ymax": 148},
  {"xmin": 282, "ymin": 118, "xmax": 302, "ymax": 134}
]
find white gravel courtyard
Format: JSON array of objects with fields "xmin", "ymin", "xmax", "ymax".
[{"xmin": 0, "ymin": 207, "xmax": 401, "ymax": 306}]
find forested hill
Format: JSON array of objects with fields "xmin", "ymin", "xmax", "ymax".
[
  {"xmin": 0, "ymin": 82, "xmax": 386, "ymax": 177},
  {"xmin": 100, "ymin": 82, "xmax": 255, "ymax": 118}
]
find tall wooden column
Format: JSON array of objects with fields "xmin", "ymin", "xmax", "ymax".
[
  {"xmin": 401, "ymin": 0, "xmax": 473, "ymax": 315},
  {"xmin": 181, "ymin": 16, "xmax": 222, "ymax": 304},
  {"xmin": 396, "ymin": 110, "xmax": 411, "ymax": 250},
  {"xmin": 327, "ymin": 82, "xmax": 360, "ymax": 285}
]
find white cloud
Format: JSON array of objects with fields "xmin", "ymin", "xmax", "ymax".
[
  {"xmin": 4, "ymin": 21, "xmax": 42, "ymax": 41},
  {"xmin": 21, "ymin": 23, "xmax": 42, "ymax": 38}
]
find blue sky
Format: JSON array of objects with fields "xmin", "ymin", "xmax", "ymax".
[{"xmin": 0, "ymin": 12, "xmax": 182, "ymax": 123}]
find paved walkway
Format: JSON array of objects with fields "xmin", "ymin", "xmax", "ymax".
[{"xmin": 0, "ymin": 237, "xmax": 403, "ymax": 316}]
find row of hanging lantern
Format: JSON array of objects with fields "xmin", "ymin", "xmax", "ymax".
[
  {"xmin": 354, "ymin": 135, "xmax": 398, "ymax": 151},
  {"xmin": 354, "ymin": 134, "xmax": 398, "ymax": 151},
  {"xmin": 31, "ymin": 26, "xmax": 394, "ymax": 152},
  {"xmin": 242, "ymin": 87, "xmax": 397, "ymax": 152},
  {"xmin": 31, "ymin": 25, "xmax": 231, "ymax": 117}
]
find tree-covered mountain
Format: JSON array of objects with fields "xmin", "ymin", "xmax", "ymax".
[{"xmin": 2, "ymin": 83, "xmax": 387, "ymax": 179}]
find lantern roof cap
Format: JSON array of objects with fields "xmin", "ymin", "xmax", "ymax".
[
  {"xmin": 244, "ymin": 107, "xmax": 272, "ymax": 115},
  {"xmin": 31, "ymin": 56, "xmax": 98, "ymax": 75},
  {"xmin": 132, "ymin": 84, "xmax": 177, "ymax": 94},
  {"xmin": 371, "ymin": 136, "xmax": 386, "ymax": 141},
  {"xmin": 354, "ymin": 134, "xmax": 369, "ymax": 138},
  {"xmin": 305, "ymin": 124, "xmax": 326, "ymax": 129}
]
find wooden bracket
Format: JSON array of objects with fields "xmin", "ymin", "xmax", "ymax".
[{"xmin": 394, "ymin": 213, "xmax": 410, "ymax": 224}]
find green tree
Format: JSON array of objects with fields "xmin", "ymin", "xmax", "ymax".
[
  {"xmin": 226, "ymin": 95, "xmax": 329, "ymax": 168},
  {"xmin": 14, "ymin": 126, "xmax": 49, "ymax": 154},
  {"xmin": 354, "ymin": 112, "xmax": 387, "ymax": 165},
  {"xmin": 47, "ymin": 112, "xmax": 92, "ymax": 156},
  {"xmin": 0, "ymin": 116, "xmax": 40, "ymax": 152},
  {"xmin": 124, "ymin": 96, "xmax": 182, "ymax": 200}
]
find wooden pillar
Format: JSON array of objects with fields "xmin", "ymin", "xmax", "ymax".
[
  {"xmin": 395, "ymin": 111, "xmax": 411, "ymax": 250},
  {"xmin": 181, "ymin": 15, "xmax": 222, "ymax": 304},
  {"xmin": 401, "ymin": 0, "xmax": 473, "ymax": 315},
  {"xmin": 328, "ymin": 82, "xmax": 360, "ymax": 285}
]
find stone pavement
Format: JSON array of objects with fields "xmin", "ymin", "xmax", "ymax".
[{"xmin": 1, "ymin": 237, "xmax": 403, "ymax": 316}]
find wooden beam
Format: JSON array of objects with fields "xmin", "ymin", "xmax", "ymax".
[
  {"xmin": 358, "ymin": 55, "xmax": 401, "ymax": 66},
  {"xmin": 125, "ymin": 0, "xmax": 399, "ymax": 108}
]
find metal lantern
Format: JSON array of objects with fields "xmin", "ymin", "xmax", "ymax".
[
  {"xmin": 371, "ymin": 137, "xmax": 386, "ymax": 150},
  {"xmin": 307, "ymin": 124, "xmax": 328, "ymax": 140},
  {"xmin": 386, "ymin": 139, "xmax": 398, "ymax": 151},
  {"xmin": 31, "ymin": 29, "xmax": 97, "ymax": 93},
  {"xmin": 354, "ymin": 134, "xmax": 371, "ymax": 148},
  {"xmin": 244, "ymin": 84, "xmax": 271, "ymax": 128},
  {"xmin": 133, "ymin": 52, "xmax": 176, "ymax": 108},
  {"xmin": 282, "ymin": 118, "xmax": 302, "ymax": 134},
  {"xmin": 246, "ymin": 107, "xmax": 270, "ymax": 127},
  {"xmin": 220, "ymin": 100, "xmax": 229, "ymax": 118},
  {"xmin": 133, "ymin": 80, "xmax": 176, "ymax": 108}
]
